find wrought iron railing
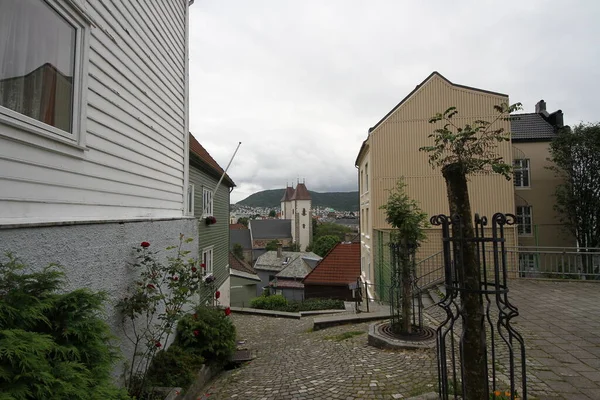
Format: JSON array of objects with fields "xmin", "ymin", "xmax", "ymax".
[{"xmin": 415, "ymin": 251, "xmax": 445, "ymax": 290}]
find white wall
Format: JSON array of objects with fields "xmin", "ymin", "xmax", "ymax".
[{"xmin": 0, "ymin": 0, "xmax": 189, "ymax": 224}]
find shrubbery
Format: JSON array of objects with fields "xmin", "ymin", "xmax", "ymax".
[
  {"xmin": 0, "ymin": 254, "xmax": 130, "ymax": 400},
  {"xmin": 145, "ymin": 345, "xmax": 205, "ymax": 390},
  {"xmin": 250, "ymin": 294, "xmax": 344, "ymax": 312},
  {"xmin": 174, "ymin": 306, "xmax": 236, "ymax": 367}
]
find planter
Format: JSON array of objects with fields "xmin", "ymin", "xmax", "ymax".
[{"xmin": 205, "ymin": 216, "xmax": 217, "ymax": 225}]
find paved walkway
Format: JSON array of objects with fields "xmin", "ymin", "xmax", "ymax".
[{"xmin": 201, "ymin": 280, "xmax": 600, "ymax": 399}]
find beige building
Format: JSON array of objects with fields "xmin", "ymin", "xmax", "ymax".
[
  {"xmin": 355, "ymin": 72, "xmax": 572, "ymax": 293},
  {"xmin": 511, "ymin": 101, "xmax": 575, "ymax": 256}
]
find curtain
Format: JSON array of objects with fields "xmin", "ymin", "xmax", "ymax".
[{"xmin": 0, "ymin": 0, "xmax": 75, "ymax": 133}]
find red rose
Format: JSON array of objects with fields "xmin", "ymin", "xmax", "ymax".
[
  {"xmin": 201, "ymin": 263, "xmax": 206, "ymax": 269},
  {"xmin": 141, "ymin": 241, "xmax": 150, "ymax": 248},
  {"xmin": 147, "ymin": 284, "xmax": 155, "ymax": 290},
  {"xmin": 215, "ymin": 291, "xmax": 221, "ymax": 299},
  {"xmin": 193, "ymin": 330, "xmax": 199, "ymax": 336},
  {"xmin": 224, "ymin": 307, "xmax": 231, "ymax": 316},
  {"xmin": 172, "ymin": 276, "xmax": 179, "ymax": 281},
  {"xmin": 192, "ymin": 266, "xmax": 197, "ymax": 272},
  {"xmin": 155, "ymin": 341, "xmax": 162, "ymax": 348}
]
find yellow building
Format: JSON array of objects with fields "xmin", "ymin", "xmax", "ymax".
[{"xmin": 355, "ymin": 72, "xmax": 573, "ymax": 295}]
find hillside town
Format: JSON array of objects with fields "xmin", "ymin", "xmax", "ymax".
[{"xmin": 1, "ymin": 1, "xmax": 599, "ymax": 400}]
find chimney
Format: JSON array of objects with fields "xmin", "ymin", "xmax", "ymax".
[
  {"xmin": 277, "ymin": 242, "xmax": 282, "ymax": 258},
  {"xmin": 553, "ymin": 110, "xmax": 564, "ymax": 128},
  {"xmin": 535, "ymin": 100, "xmax": 546, "ymax": 114}
]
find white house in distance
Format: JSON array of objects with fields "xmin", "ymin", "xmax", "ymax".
[
  {"xmin": 0, "ymin": 0, "xmax": 194, "ymax": 365},
  {"xmin": 280, "ymin": 182, "xmax": 313, "ymax": 251}
]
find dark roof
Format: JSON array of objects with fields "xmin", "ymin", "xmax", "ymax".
[
  {"xmin": 290, "ymin": 183, "xmax": 311, "ymax": 200},
  {"xmin": 355, "ymin": 71, "xmax": 507, "ymax": 166},
  {"xmin": 189, "ymin": 133, "xmax": 235, "ymax": 187},
  {"xmin": 511, "ymin": 113, "xmax": 557, "ymax": 142},
  {"xmin": 280, "ymin": 187, "xmax": 295, "ymax": 202},
  {"xmin": 229, "ymin": 252, "xmax": 257, "ymax": 275},
  {"xmin": 230, "ymin": 229, "xmax": 252, "ymax": 250},
  {"xmin": 254, "ymin": 251, "xmax": 321, "ymax": 273},
  {"xmin": 269, "ymin": 278, "xmax": 304, "ymax": 289},
  {"xmin": 250, "ymin": 219, "xmax": 292, "ymax": 240},
  {"xmin": 303, "ymin": 242, "xmax": 361, "ymax": 285}
]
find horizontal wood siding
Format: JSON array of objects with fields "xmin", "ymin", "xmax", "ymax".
[
  {"xmin": 190, "ymin": 163, "xmax": 231, "ymax": 289},
  {"xmin": 0, "ymin": 0, "xmax": 188, "ymax": 224}
]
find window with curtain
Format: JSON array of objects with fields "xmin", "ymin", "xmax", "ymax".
[{"xmin": 0, "ymin": 0, "xmax": 76, "ymax": 133}]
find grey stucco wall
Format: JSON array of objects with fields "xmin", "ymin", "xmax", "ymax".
[
  {"xmin": 256, "ymin": 270, "xmax": 276, "ymax": 296},
  {"xmin": 0, "ymin": 218, "xmax": 198, "ymax": 379}
]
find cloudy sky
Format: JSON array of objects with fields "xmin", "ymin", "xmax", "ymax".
[{"xmin": 188, "ymin": 0, "xmax": 600, "ymax": 203}]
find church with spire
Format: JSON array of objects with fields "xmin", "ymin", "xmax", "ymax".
[{"xmin": 280, "ymin": 181, "xmax": 313, "ymax": 251}]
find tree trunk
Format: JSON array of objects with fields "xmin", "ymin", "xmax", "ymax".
[{"xmin": 442, "ymin": 164, "xmax": 488, "ymax": 400}]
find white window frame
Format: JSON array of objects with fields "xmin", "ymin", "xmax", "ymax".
[
  {"xmin": 202, "ymin": 187, "xmax": 213, "ymax": 217},
  {"xmin": 202, "ymin": 246, "xmax": 214, "ymax": 275},
  {"xmin": 516, "ymin": 206, "xmax": 533, "ymax": 236},
  {"xmin": 0, "ymin": 0, "xmax": 91, "ymax": 152},
  {"xmin": 513, "ymin": 159, "xmax": 530, "ymax": 188},
  {"xmin": 187, "ymin": 184, "xmax": 194, "ymax": 215},
  {"xmin": 365, "ymin": 162, "xmax": 369, "ymax": 192}
]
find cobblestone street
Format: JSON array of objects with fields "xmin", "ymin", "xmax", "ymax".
[{"xmin": 201, "ymin": 280, "xmax": 600, "ymax": 400}]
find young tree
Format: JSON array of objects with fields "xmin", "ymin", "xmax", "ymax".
[
  {"xmin": 265, "ymin": 240, "xmax": 280, "ymax": 252},
  {"xmin": 312, "ymin": 235, "xmax": 340, "ymax": 257},
  {"xmin": 380, "ymin": 179, "xmax": 428, "ymax": 334},
  {"xmin": 314, "ymin": 222, "xmax": 352, "ymax": 241},
  {"xmin": 236, "ymin": 217, "xmax": 249, "ymax": 228},
  {"xmin": 232, "ymin": 243, "xmax": 244, "ymax": 259},
  {"xmin": 268, "ymin": 210, "xmax": 277, "ymax": 218},
  {"xmin": 549, "ymin": 123, "xmax": 600, "ymax": 269},
  {"xmin": 419, "ymin": 102, "xmax": 521, "ymax": 399}
]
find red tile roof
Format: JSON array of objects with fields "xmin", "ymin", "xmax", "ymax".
[
  {"xmin": 303, "ymin": 242, "xmax": 361, "ymax": 285},
  {"xmin": 189, "ymin": 133, "xmax": 235, "ymax": 187},
  {"xmin": 229, "ymin": 252, "xmax": 256, "ymax": 275},
  {"xmin": 290, "ymin": 183, "xmax": 311, "ymax": 200},
  {"xmin": 229, "ymin": 223, "xmax": 247, "ymax": 230}
]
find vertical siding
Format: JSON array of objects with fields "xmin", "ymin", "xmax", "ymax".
[
  {"xmin": 190, "ymin": 163, "xmax": 231, "ymax": 290},
  {"xmin": 0, "ymin": 0, "xmax": 188, "ymax": 224},
  {"xmin": 365, "ymin": 74, "xmax": 517, "ymax": 264}
]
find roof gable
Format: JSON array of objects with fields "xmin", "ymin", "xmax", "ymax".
[
  {"xmin": 280, "ymin": 187, "xmax": 295, "ymax": 202},
  {"xmin": 303, "ymin": 242, "xmax": 360, "ymax": 285},
  {"xmin": 290, "ymin": 183, "xmax": 311, "ymax": 201},
  {"xmin": 189, "ymin": 133, "xmax": 235, "ymax": 187}
]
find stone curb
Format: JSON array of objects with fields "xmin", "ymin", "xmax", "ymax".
[
  {"xmin": 299, "ymin": 309, "xmax": 347, "ymax": 316},
  {"xmin": 313, "ymin": 311, "xmax": 391, "ymax": 330},
  {"xmin": 230, "ymin": 306, "xmax": 301, "ymax": 319}
]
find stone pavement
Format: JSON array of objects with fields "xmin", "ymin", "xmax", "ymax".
[
  {"xmin": 507, "ymin": 280, "xmax": 600, "ymax": 400},
  {"xmin": 200, "ymin": 280, "xmax": 600, "ymax": 399}
]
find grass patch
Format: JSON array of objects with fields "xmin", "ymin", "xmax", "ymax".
[{"xmin": 324, "ymin": 331, "xmax": 365, "ymax": 342}]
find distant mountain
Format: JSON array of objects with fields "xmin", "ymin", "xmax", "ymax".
[{"xmin": 237, "ymin": 189, "xmax": 359, "ymax": 211}]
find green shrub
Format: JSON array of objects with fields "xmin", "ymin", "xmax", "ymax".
[
  {"xmin": 250, "ymin": 294, "xmax": 288, "ymax": 310},
  {"xmin": 295, "ymin": 298, "xmax": 345, "ymax": 311},
  {"xmin": 174, "ymin": 306, "xmax": 236, "ymax": 366},
  {"xmin": 0, "ymin": 253, "xmax": 130, "ymax": 400},
  {"xmin": 145, "ymin": 345, "xmax": 204, "ymax": 390}
]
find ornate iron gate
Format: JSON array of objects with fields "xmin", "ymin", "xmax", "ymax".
[{"xmin": 431, "ymin": 213, "xmax": 527, "ymax": 400}]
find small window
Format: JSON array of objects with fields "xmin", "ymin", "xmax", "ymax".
[
  {"xmin": 203, "ymin": 188, "xmax": 213, "ymax": 216},
  {"xmin": 302, "ymin": 208, "xmax": 306, "ymax": 216},
  {"xmin": 302, "ymin": 224, "xmax": 305, "ymax": 229},
  {"xmin": 365, "ymin": 163, "xmax": 369, "ymax": 192},
  {"xmin": 513, "ymin": 159, "xmax": 530, "ymax": 188},
  {"xmin": 202, "ymin": 247, "xmax": 214, "ymax": 275},
  {"xmin": 516, "ymin": 206, "xmax": 533, "ymax": 235},
  {"xmin": 0, "ymin": 0, "xmax": 89, "ymax": 144},
  {"xmin": 187, "ymin": 184, "xmax": 194, "ymax": 215}
]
